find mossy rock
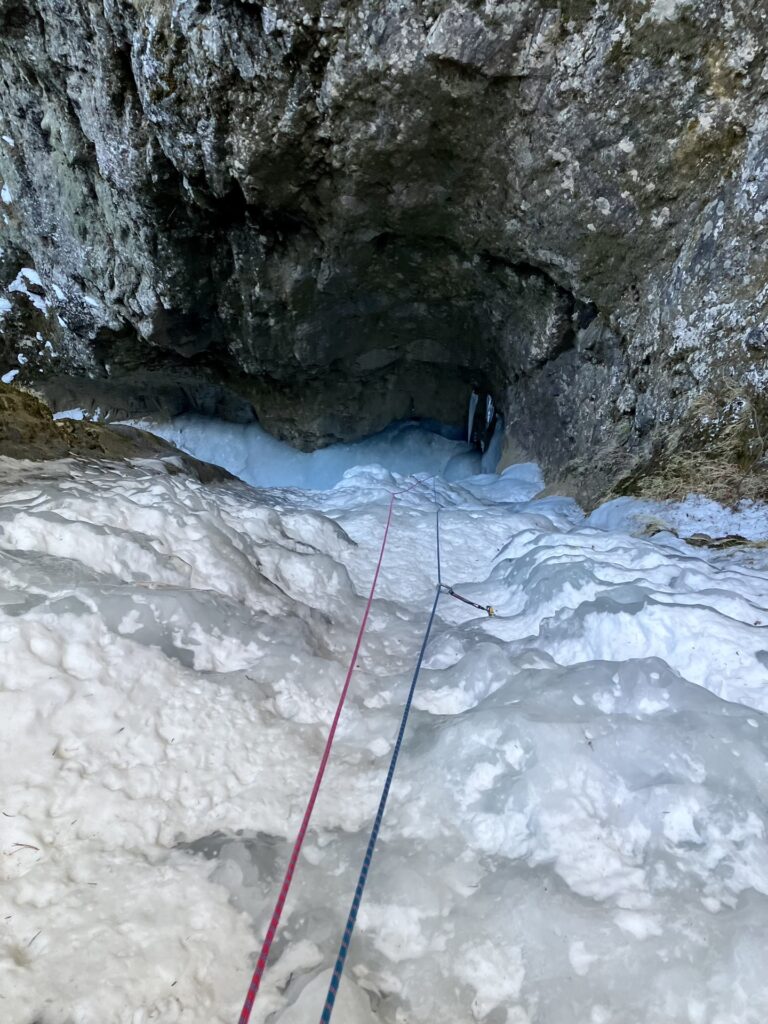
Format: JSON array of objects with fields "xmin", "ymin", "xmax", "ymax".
[
  {"xmin": 0, "ymin": 384, "xmax": 232, "ymax": 483},
  {"xmin": 610, "ymin": 382, "xmax": 768, "ymax": 507}
]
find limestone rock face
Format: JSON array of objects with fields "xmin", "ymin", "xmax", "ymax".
[{"xmin": 1, "ymin": 0, "xmax": 767, "ymax": 499}]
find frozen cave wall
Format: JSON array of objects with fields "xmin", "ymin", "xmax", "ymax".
[{"xmin": 1, "ymin": 0, "xmax": 768, "ymax": 500}]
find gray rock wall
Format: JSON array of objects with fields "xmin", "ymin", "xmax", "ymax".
[{"xmin": 1, "ymin": 0, "xmax": 767, "ymax": 499}]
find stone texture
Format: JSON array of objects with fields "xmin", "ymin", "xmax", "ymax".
[
  {"xmin": 0, "ymin": 381, "xmax": 233, "ymax": 480},
  {"xmin": 1, "ymin": 0, "xmax": 767, "ymax": 499}
]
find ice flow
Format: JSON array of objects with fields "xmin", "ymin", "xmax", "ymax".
[{"xmin": 1, "ymin": 419, "xmax": 767, "ymax": 1024}]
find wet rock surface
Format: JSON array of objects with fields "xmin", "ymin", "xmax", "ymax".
[{"xmin": 1, "ymin": 0, "xmax": 767, "ymax": 500}]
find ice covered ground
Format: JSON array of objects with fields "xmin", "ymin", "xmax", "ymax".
[
  {"xmin": 2, "ymin": 419, "xmax": 768, "ymax": 1024},
  {"xmin": 125, "ymin": 414, "xmax": 501, "ymax": 489}
]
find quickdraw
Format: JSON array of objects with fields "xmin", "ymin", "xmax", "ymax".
[{"xmin": 439, "ymin": 583, "xmax": 495, "ymax": 617}]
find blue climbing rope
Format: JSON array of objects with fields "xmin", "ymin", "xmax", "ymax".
[
  {"xmin": 318, "ymin": 488, "xmax": 443, "ymax": 1023},
  {"xmin": 434, "ymin": 479, "xmax": 443, "ymax": 586}
]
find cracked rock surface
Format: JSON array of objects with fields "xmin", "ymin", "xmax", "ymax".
[{"xmin": 1, "ymin": 0, "xmax": 767, "ymax": 500}]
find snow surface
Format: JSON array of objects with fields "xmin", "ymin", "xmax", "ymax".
[
  {"xmin": 53, "ymin": 407, "xmax": 86, "ymax": 421},
  {"xmin": 8, "ymin": 268, "xmax": 47, "ymax": 315},
  {"xmin": 2, "ymin": 422, "xmax": 768, "ymax": 1024},
  {"xmin": 646, "ymin": 0, "xmax": 691, "ymax": 23},
  {"xmin": 590, "ymin": 493, "xmax": 768, "ymax": 542}
]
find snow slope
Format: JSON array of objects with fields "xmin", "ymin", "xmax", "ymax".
[{"xmin": 1, "ymin": 425, "xmax": 768, "ymax": 1024}]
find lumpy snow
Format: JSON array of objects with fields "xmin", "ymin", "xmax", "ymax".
[{"xmin": 1, "ymin": 421, "xmax": 768, "ymax": 1024}]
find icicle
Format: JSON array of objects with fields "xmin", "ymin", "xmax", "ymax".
[{"xmin": 467, "ymin": 388, "xmax": 479, "ymax": 444}]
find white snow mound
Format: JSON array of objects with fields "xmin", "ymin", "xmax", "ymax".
[{"xmin": 1, "ymin": 426, "xmax": 768, "ymax": 1024}]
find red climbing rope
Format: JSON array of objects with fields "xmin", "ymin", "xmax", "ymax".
[{"xmin": 237, "ymin": 475, "xmax": 430, "ymax": 1024}]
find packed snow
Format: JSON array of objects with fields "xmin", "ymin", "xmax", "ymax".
[{"xmin": 1, "ymin": 419, "xmax": 768, "ymax": 1024}]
